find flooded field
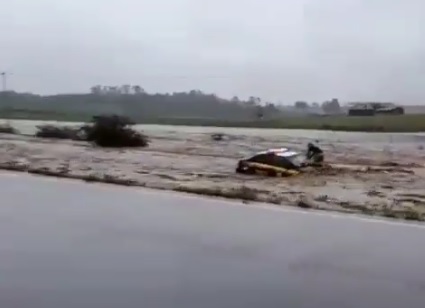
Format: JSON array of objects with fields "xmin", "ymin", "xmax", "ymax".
[{"xmin": 1, "ymin": 120, "xmax": 425, "ymax": 220}]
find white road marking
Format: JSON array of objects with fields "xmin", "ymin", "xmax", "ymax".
[{"xmin": 3, "ymin": 170, "xmax": 425, "ymax": 229}]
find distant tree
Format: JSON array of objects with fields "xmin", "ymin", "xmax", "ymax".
[
  {"xmin": 247, "ymin": 96, "xmax": 261, "ymax": 106},
  {"xmin": 264, "ymin": 102, "xmax": 278, "ymax": 113},
  {"xmin": 255, "ymin": 105, "xmax": 264, "ymax": 119},
  {"xmin": 108, "ymin": 86, "xmax": 120, "ymax": 95},
  {"xmin": 311, "ymin": 102, "xmax": 320, "ymax": 108},
  {"xmin": 90, "ymin": 85, "xmax": 102, "ymax": 95},
  {"xmin": 294, "ymin": 101, "xmax": 309, "ymax": 109},
  {"xmin": 231, "ymin": 96, "xmax": 240, "ymax": 103},
  {"xmin": 247, "ymin": 96, "xmax": 257, "ymax": 107},
  {"xmin": 101, "ymin": 86, "xmax": 117, "ymax": 94},
  {"xmin": 322, "ymin": 98, "xmax": 341, "ymax": 114},
  {"xmin": 189, "ymin": 89, "xmax": 203, "ymax": 96},
  {"xmin": 132, "ymin": 85, "xmax": 144, "ymax": 95},
  {"xmin": 259, "ymin": 102, "xmax": 279, "ymax": 119}
]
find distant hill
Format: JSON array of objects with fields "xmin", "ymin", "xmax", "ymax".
[
  {"xmin": 0, "ymin": 90, "xmax": 282, "ymax": 122},
  {"xmin": 1, "ymin": 89, "xmax": 424, "ymax": 123}
]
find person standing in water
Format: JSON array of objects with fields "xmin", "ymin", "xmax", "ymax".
[{"xmin": 306, "ymin": 142, "xmax": 324, "ymax": 165}]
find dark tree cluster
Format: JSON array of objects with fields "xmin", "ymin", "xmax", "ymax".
[
  {"xmin": 35, "ymin": 115, "xmax": 149, "ymax": 148},
  {"xmin": 293, "ymin": 98, "xmax": 342, "ymax": 114},
  {"xmin": 85, "ymin": 115, "xmax": 148, "ymax": 147}
]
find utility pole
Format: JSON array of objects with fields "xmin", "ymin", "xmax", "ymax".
[
  {"xmin": 1, "ymin": 71, "xmax": 8, "ymax": 92},
  {"xmin": 1, "ymin": 72, "xmax": 5, "ymax": 92}
]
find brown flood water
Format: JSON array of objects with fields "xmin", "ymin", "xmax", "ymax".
[{"xmin": 1, "ymin": 120, "xmax": 425, "ymax": 218}]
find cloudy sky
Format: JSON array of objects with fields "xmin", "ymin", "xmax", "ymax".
[{"xmin": 0, "ymin": 0, "xmax": 424, "ymax": 103}]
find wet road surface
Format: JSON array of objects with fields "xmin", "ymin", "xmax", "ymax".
[{"xmin": 0, "ymin": 172, "xmax": 425, "ymax": 308}]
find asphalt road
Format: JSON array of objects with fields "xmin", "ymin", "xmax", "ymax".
[{"xmin": 0, "ymin": 172, "xmax": 425, "ymax": 308}]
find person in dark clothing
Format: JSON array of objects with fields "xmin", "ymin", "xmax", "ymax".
[{"xmin": 306, "ymin": 142, "xmax": 324, "ymax": 165}]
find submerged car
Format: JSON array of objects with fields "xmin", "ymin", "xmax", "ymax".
[{"xmin": 236, "ymin": 148, "xmax": 304, "ymax": 177}]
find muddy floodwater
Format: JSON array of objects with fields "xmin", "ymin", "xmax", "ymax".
[{"xmin": 1, "ymin": 120, "xmax": 425, "ymax": 219}]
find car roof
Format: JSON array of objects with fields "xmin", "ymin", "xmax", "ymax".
[{"xmin": 252, "ymin": 148, "xmax": 300, "ymax": 158}]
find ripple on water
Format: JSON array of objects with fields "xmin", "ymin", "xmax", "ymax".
[{"xmin": 2, "ymin": 119, "xmax": 425, "ymax": 146}]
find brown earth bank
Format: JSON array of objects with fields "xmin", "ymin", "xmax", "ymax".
[{"xmin": 1, "ymin": 132, "xmax": 425, "ymax": 221}]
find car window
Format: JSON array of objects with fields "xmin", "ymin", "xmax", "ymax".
[
  {"xmin": 247, "ymin": 153, "xmax": 271, "ymax": 164},
  {"xmin": 271, "ymin": 155, "xmax": 299, "ymax": 168},
  {"xmin": 270, "ymin": 155, "xmax": 288, "ymax": 167}
]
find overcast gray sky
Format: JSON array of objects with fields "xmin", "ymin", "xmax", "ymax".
[{"xmin": 1, "ymin": 0, "xmax": 424, "ymax": 104}]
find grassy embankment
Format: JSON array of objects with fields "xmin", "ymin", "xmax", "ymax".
[{"xmin": 1, "ymin": 108, "xmax": 425, "ymax": 132}]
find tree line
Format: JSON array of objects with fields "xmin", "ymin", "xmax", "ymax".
[
  {"xmin": 293, "ymin": 98, "xmax": 341, "ymax": 114},
  {"xmin": 0, "ymin": 85, "xmax": 343, "ymax": 122}
]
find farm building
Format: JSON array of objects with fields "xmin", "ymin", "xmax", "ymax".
[{"xmin": 348, "ymin": 102, "xmax": 404, "ymax": 116}]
